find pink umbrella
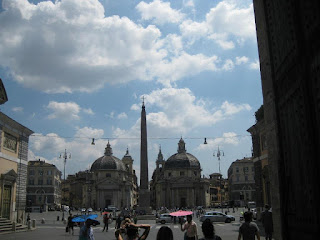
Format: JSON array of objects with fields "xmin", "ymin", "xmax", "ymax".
[{"xmin": 169, "ymin": 210, "xmax": 193, "ymax": 217}]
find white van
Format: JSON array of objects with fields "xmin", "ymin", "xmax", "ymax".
[{"xmin": 247, "ymin": 201, "xmax": 256, "ymax": 209}]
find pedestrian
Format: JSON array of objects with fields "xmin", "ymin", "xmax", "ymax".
[
  {"xmin": 133, "ymin": 214, "xmax": 138, "ymax": 224},
  {"xmin": 79, "ymin": 219, "xmax": 95, "ymax": 240},
  {"xmin": 199, "ymin": 219, "xmax": 221, "ymax": 240},
  {"xmin": 68, "ymin": 213, "xmax": 74, "ymax": 235},
  {"xmin": 116, "ymin": 215, "xmax": 122, "ymax": 229},
  {"xmin": 181, "ymin": 215, "xmax": 198, "ymax": 240},
  {"xmin": 26, "ymin": 213, "xmax": 30, "ymax": 224},
  {"xmin": 261, "ymin": 205, "xmax": 273, "ymax": 240},
  {"xmin": 102, "ymin": 213, "xmax": 109, "ymax": 232},
  {"xmin": 157, "ymin": 226, "xmax": 173, "ymax": 240},
  {"xmin": 115, "ymin": 222, "xmax": 151, "ymax": 240},
  {"xmin": 238, "ymin": 211, "xmax": 260, "ymax": 240}
]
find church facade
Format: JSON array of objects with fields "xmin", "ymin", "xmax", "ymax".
[
  {"xmin": 88, "ymin": 142, "xmax": 138, "ymax": 210},
  {"xmin": 150, "ymin": 138, "xmax": 210, "ymax": 209}
]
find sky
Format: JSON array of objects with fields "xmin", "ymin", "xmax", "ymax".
[{"xmin": 0, "ymin": 0, "xmax": 262, "ymax": 180}]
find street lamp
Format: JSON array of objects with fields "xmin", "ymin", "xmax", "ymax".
[
  {"xmin": 59, "ymin": 149, "xmax": 71, "ymax": 221},
  {"xmin": 213, "ymin": 146, "xmax": 225, "ymax": 211}
]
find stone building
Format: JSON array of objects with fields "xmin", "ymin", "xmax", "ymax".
[
  {"xmin": 89, "ymin": 142, "xmax": 138, "ymax": 210},
  {"xmin": 227, "ymin": 157, "xmax": 255, "ymax": 207},
  {"xmin": 26, "ymin": 159, "xmax": 62, "ymax": 211},
  {"xmin": 253, "ymin": 1, "xmax": 320, "ymax": 238},
  {"xmin": 150, "ymin": 138, "xmax": 210, "ymax": 209},
  {"xmin": 247, "ymin": 105, "xmax": 271, "ymax": 218},
  {"xmin": 208, "ymin": 173, "xmax": 228, "ymax": 208},
  {"xmin": 0, "ymin": 112, "xmax": 33, "ymax": 222}
]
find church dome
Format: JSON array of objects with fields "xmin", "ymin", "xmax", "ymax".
[
  {"xmin": 90, "ymin": 141, "xmax": 125, "ymax": 171},
  {"xmin": 165, "ymin": 138, "xmax": 200, "ymax": 169}
]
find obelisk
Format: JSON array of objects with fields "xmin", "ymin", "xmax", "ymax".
[{"xmin": 139, "ymin": 97, "xmax": 151, "ymax": 212}]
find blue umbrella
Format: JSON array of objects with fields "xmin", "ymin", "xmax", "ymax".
[{"xmin": 72, "ymin": 214, "xmax": 98, "ymax": 223}]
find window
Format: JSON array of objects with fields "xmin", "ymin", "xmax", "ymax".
[
  {"xmin": 47, "ymin": 170, "xmax": 52, "ymax": 175},
  {"xmin": 236, "ymin": 175, "xmax": 240, "ymax": 182},
  {"xmin": 245, "ymin": 176, "xmax": 248, "ymax": 181},
  {"xmin": 38, "ymin": 170, "xmax": 43, "ymax": 176},
  {"xmin": 29, "ymin": 169, "xmax": 35, "ymax": 175},
  {"xmin": 29, "ymin": 178, "xmax": 34, "ymax": 185},
  {"xmin": 168, "ymin": 172, "xmax": 171, "ymax": 177},
  {"xmin": 47, "ymin": 178, "xmax": 52, "ymax": 185},
  {"xmin": 38, "ymin": 179, "xmax": 43, "ymax": 185},
  {"xmin": 106, "ymin": 173, "xmax": 111, "ymax": 178},
  {"xmin": 236, "ymin": 167, "xmax": 239, "ymax": 173},
  {"xmin": 180, "ymin": 171, "xmax": 185, "ymax": 176},
  {"xmin": 194, "ymin": 171, "xmax": 197, "ymax": 176}
]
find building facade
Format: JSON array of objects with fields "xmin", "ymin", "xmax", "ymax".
[
  {"xmin": 247, "ymin": 105, "xmax": 271, "ymax": 218},
  {"xmin": 228, "ymin": 157, "xmax": 255, "ymax": 207},
  {"xmin": 208, "ymin": 173, "xmax": 228, "ymax": 208},
  {"xmin": 150, "ymin": 139, "xmax": 210, "ymax": 209},
  {"xmin": 89, "ymin": 142, "xmax": 138, "ymax": 210},
  {"xmin": 26, "ymin": 159, "xmax": 62, "ymax": 211},
  {"xmin": 0, "ymin": 112, "xmax": 33, "ymax": 222}
]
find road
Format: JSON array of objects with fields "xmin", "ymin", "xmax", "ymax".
[{"xmin": 2, "ymin": 208, "xmax": 266, "ymax": 240}]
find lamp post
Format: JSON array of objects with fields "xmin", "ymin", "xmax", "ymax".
[
  {"xmin": 213, "ymin": 146, "xmax": 225, "ymax": 211},
  {"xmin": 59, "ymin": 149, "xmax": 71, "ymax": 221}
]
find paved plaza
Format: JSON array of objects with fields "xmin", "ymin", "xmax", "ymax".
[{"xmin": 1, "ymin": 209, "xmax": 268, "ymax": 240}]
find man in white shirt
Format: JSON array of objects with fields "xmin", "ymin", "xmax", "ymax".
[{"xmin": 181, "ymin": 215, "xmax": 198, "ymax": 240}]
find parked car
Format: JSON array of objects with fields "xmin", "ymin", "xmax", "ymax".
[
  {"xmin": 106, "ymin": 205, "xmax": 119, "ymax": 212},
  {"xmin": 200, "ymin": 211, "xmax": 235, "ymax": 223},
  {"xmin": 87, "ymin": 208, "xmax": 93, "ymax": 213},
  {"xmin": 81, "ymin": 208, "xmax": 86, "ymax": 213},
  {"xmin": 156, "ymin": 213, "xmax": 172, "ymax": 224}
]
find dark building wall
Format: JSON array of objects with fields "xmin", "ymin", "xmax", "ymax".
[{"xmin": 253, "ymin": 0, "xmax": 320, "ymax": 239}]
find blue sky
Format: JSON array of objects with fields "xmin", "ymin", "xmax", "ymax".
[{"xmin": 0, "ymin": 0, "xmax": 262, "ymax": 180}]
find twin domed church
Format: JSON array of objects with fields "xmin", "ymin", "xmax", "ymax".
[{"xmin": 88, "ymin": 104, "xmax": 210, "ymax": 210}]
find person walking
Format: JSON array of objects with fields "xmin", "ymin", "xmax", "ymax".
[
  {"xmin": 79, "ymin": 219, "xmax": 95, "ymax": 240},
  {"xmin": 116, "ymin": 215, "xmax": 122, "ymax": 229},
  {"xmin": 156, "ymin": 226, "xmax": 173, "ymax": 240},
  {"xmin": 238, "ymin": 211, "xmax": 260, "ymax": 240},
  {"xmin": 67, "ymin": 213, "xmax": 74, "ymax": 235},
  {"xmin": 181, "ymin": 215, "xmax": 198, "ymax": 240},
  {"xmin": 102, "ymin": 213, "xmax": 109, "ymax": 232},
  {"xmin": 199, "ymin": 219, "xmax": 222, "ymax": 240},
  {"xmin": 261, "ymin": 205, "xmax": 273, "ymax": 240}
]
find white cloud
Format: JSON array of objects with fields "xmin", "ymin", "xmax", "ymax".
[
  {"xmin": 196, "ymin": 132, "xmax": 240, "ymax": 151},
  {"xmin": 179, "ymin": 0, "xmax": 256, "ymax": 49},
  {"xmin": 12, "ymin": 106, "xmax": 23, "ymax": 112},
  {"xmin": 74, "ymin": 126, "xmax": 104, "ymax": 138},
  {"xmin": 0, "ymin": 0, "xmax": 165, "ymax": 93},
  {"xmin": 179, "ymin": 20, "xmax": 208, "ymax": 44},
  {"xmin": 83, "ymin": 108, "xmax": 94, "ymax": 115},
  {"xmin": 222, "ymin": 59, "xmax": 234, "ymax": 71},
  {"xmin": 29, "ymin": 128, "xmax": 112, "ymax": 174},
  {"xmin": 249, "ymin": 60, "xmax": 260, "ymax": 70},
  {"xmin": 221, "ymin": 101, "xmax": 251, "ymax": 115},
  {"xmin": 136, "ymin": 0, "xmax": 185, "ymax": 25},
  {"xmin": 117, "ymin": 112, "xmax": 128, "ymax": 119},
  {"xmin": 130, "ymin": 104, "xmax": 140, "ymax": 111},
  {"xmin": 235, "ymin": 56, "xmax": 249, "ymax": 65},
  {"xmin": 155, "ymin": 52, "xmax": 219, "ymax": 87},
  {"xmin": 184, "ymin": 0, "xmax": 194, "ymax": 8},
  {"xmin": 117, "ymin": 88, "xmax": 252, "ymax": 137},
  {"xmin": 47, "ymin": 101, "xmax": 81, "ymax": 121}
]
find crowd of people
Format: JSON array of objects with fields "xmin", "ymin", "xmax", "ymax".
[{"xmin": 64, "ymin": 205, "xmax": 273, "ymax": 240}]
